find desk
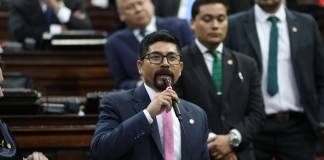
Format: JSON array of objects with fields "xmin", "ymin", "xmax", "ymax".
[
  {"xmin": 1, "ymin": 50, "xmax": 115, "ymax": 96},
  {"xmin": 2, "ymin": 114, "xmax": 98, "ymax": 160}
]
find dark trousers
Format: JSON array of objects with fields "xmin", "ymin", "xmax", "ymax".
[{"xmin": 253, "ymin": 112, "xmax": 316, "ymax": 160}]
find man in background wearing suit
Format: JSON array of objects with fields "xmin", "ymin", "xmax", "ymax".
[
  {"xmin": 226, "ymin": 0, "xmax": 324, "ymax": 159},
  {"xmin": 8, "ymin": 0, "xmax": 92, "ymax": 47},
  {"xmin": 105, "ymin": 0, "xmax": 193, "ymax": 90},
  {"xmin": 91, "ymin": 30, "xmax": 209, "ymax": 160},
  {"xmin": 175, "ymin": 0, "xmax": 265, "ymax": 159},
  {"xmin": 154, "ymin": 0, "xmax": 253, "ymax": 19}
]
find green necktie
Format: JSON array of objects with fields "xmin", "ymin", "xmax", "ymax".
[
  {"xmin": 209, "ymin": 50, "xmax": 222, "ymax": 94},
  {"xmin": 267, "ymin": 16, "xmax": 279, "ymax": 96}
]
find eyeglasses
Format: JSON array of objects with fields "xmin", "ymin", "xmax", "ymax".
[{"xmin": 142, "ymin": 52, "xmax": 182, "ymax": 65}]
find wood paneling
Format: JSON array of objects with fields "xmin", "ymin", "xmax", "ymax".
[
  {"xmin": 1, "ymin": 50, "xmax": 115, "ymax": 96},
  {"xmin": 2, "ymin": 114, "xmax": 98, "ymax": 160}
]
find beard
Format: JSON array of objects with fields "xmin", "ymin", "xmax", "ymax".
[{"xmin": 153, "ymin": 68, "xmax": 174, "ymax": 92}]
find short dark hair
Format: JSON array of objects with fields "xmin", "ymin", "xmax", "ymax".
[
  {"xmin": 191, "ymin": 0, "xmax": 229, "ymax": 19},
  {"xmin": 139, "ymin": 30, "xmax": 181, "ymax": 59}
]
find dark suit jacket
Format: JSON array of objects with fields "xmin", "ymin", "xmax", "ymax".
[
  {"xmin": 105, "ymin": 17, "xmax": 194, "ymax": 89},
  {"xmin": 90, "ymin": 85, "xmax": 209, "ymax": 160},
  {"xmin": 0, "ymin": 120, "xmax": 16, "ymax": 159},
  {"xmin": 175, "ymin": 44, "xmax": 265, "ymax": 159},
  {"xmin": 8, "ymin": 0, "xmax": 92, "ymax": 46},
  {"xmin": 227, "ymin": 0, "xmax": 253, "ymax": 14},
  {"xmin": 154, "ymin": 0, "xmax": 180, "ymax": 17},
  {"xmin": 226, "ymin": 8, "xmax": 324, "ymax": 131}
]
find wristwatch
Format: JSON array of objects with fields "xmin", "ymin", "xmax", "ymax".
[{"xmin": 229, "ymin": 131, "xmax": 240, "ymax": 147}]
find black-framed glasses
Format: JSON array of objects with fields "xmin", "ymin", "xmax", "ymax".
[{"xmin": 142, "ymin": 52, "xmax": 182, "ymax": 65}]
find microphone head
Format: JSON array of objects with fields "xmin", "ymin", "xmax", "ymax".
[{"xmin": 163, "ymin": 78, "xmax": 172, "ymax": 87}]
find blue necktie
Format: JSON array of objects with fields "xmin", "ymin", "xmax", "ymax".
[
  {"xmin": 44, "ymin": 7, "xmax": 54, "ymax": 26},
  {"xmin": 267, "ymin": 16, "xmax": 279, "ymax": 96},
  {"xmin": 139, "ymin": 28, "xmax": 146, "ymax": 38}
]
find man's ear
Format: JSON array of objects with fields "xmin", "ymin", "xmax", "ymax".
[
  {"xmin": 137, "ymin": 60, "xmax": 143, "ymax": 74},
  {"xmin": 191, "ymin": 19, "xmax": 196, "ymax": 31}
]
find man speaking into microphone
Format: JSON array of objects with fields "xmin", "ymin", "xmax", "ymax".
[{"xmin": 90, "ymin": 30, "xmax": 210, "ymax": 160}]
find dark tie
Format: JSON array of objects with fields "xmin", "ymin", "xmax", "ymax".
[
  {"xmin": 139, "ymin": 28, "xmax": 146, "ymax": 38},
  {"xmin": 267, "ymin": 16, "xmax": 279, "ymax": 96},
  {"xmin": 209, "ymin": 50, "xmax": 222, "ymax": 95},
  {"xmin": 44, "ymin": 7, "xmax": 54, "ymax": 26}
]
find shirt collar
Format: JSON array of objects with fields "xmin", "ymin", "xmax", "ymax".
[
  {"xmin": 195, "ymin": 39, "xmax": 223, "ymax": 55},
  {"xmin": 254, "ymin": 2, "xmax": 286, "ymax": 23},
  {"xmin": 133, "ymin": 16, "xmax": 157, "ymax": 36},
  {"xmin": 144, "ymin": 83, "xmax": 157, "ymax": 101}
]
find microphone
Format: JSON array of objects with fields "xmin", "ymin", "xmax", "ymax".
[{"xmin": 164, "ymin": 78, "xmax": 182, "ymax": 121}]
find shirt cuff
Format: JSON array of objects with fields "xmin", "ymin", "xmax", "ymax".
[
  {"xmin": 208, "ymin": 132, "xmax": 217, "ymax": 139},
  {"xmin": 57, "ymin": 4, "xmax": 71, "ymax": 23},
  {"xmin": 229, "ymin": 129, "xmax": 242, "ymax": 144},
  {"xmin": 143, "ymin": 109, "xmax": 153, "ymax": 124}
]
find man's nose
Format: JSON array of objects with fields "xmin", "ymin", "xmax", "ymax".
[{"xmin": 161, "ymin": 57, "xmax": 170, "ymax": 66}]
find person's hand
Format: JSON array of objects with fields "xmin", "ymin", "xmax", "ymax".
[
  {"xmin": 23, "ymin": 152, "xmax": 48, "ymax": 160},
  {"xmin": 221, "ymin": 152, "xmax": 237, "ymax": 160},
  {"xmin": 208, "ymin": 135, "xmax": 232, "ymax": 160},
  {"xmin": 146, "ymin": 87, "xmax": 179, "ymax": 117}
]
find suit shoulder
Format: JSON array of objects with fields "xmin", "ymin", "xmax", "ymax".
[
  {"xmin": 158, "ymin": 17, "xmax": 187, "ymax": 26},
  {"xmin": 180, "ymin": 99, "xmax": 207, "ymax": 115},
  {"xmin": 289, "ymin": 10, "xmax": 315, "ymax": 21},
  {"xmin": 229, "ymin": 9, "xmax": 250, "ymax": 21},
  {"xmin": 108, "ymin": 29, "xmax": 130, "ymax": 40},
  {"xmin": 287, "ymin": 10, "xmax": 318, "ymax": 29},
  {"xmin": 106, "ymin": 29, "xmax": 132, "ymax": 44},
  {"xmin": 227, "ymin": 48, "xmax": 258, "ymax": 66},
  {"xmin": 101, "ymin": 89, "xmax": 134, "ymax": 104}
]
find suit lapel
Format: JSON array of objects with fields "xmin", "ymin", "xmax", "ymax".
[
  {"xmin": 222, "ymin": 48, "xmax": 235, "ymax": 97},
  {"xmin": 286, "ymin": 9, "xmax": 299, "ymax": 65},
  {"xmin": 178, "ymin": 102, "xmax": 192, "ymax": 160},
  {"xmin": 132, "ymin": 85, "xmax": 163, "ymax": 156},
  {"xmin": 244, "ymin": 8, "xmax": 263, "ymax": 71},
  {"xmin": 189, "ymin": 44, "xmax": 218, "ymax": 97}
]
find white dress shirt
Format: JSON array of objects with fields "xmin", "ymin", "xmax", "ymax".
[
  {"xmin": 195, "ymin": 39, "xmax": 223, "ymax": 75},
  {"xmin": 143, "ymin": 84, "xmax": 181, "ymax": 160},
  {"xmin": 133, "ymin": 17, "xmax": 157, "ymax": 42},
  {"xmin": 254, "ymin": 3, "xmax": 303, "ymax": 114},
  {"xmin": 177, "ymin": 0, "xmax": 194, "ymax": 21}
]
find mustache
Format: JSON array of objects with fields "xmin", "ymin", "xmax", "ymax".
[{"xmin": 154, "ymin": 68, "xmax": 174, "ymax": 79}]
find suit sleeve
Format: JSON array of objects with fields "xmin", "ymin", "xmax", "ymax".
[
  {"xmin": 8, "ymin": 1, "xmax": 47, "ymax": 44},
  {"xmin": 64, "ymin": 0, "xmax": 92, "ymax": 30},
  {"xmin": 233, "ymin": 59, "xmax": 265, "ymax": 144},
  {"xmin": 90, "ymin": 95, "xmax": 152, "ymax": 160}
]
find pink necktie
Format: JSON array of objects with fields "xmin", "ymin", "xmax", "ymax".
[{"xmin": 163, "ymin": 110, "xmax": 175, "ymax": 160}]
